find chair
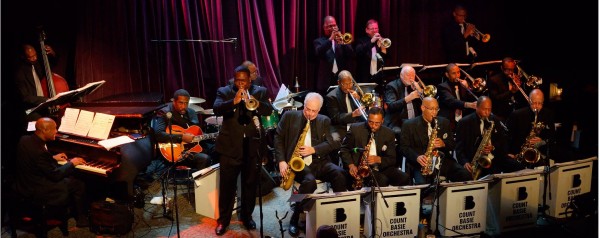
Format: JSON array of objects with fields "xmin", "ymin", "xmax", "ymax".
[{"xmin": 8, "ymin": 194, "xmax": 69, "ymax": 238}]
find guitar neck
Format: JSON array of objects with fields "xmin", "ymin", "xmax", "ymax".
[{"xmin": 192, "ymin": 133, "xmax": 218, "ymax": 143}]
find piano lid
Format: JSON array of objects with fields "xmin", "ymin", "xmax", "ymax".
[{"xmin": 70, "ymin": 92, "xmax": 166, "ymax": 118}]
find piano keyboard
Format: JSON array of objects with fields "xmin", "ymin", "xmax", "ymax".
[{"xmin": 58, "ymin": 160, "xmax": 117, "ymax": 177}]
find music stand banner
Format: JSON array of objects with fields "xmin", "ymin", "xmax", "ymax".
[
  {"xmin": 431, "ymin": 181, "xmax": 489, "ymax": 236},
  {"xmin": 305, "ymin": 191, "xmax": 364, "ymax": 238},
  {"xmin": 483, "ymin": 170, "xmax": 543, "ymax": 236},
  {"xmin": 546, "ymin": 157, "xmax": 596, "ymax": 218},
  {"xmin": 363, "ymin": 185, "xmax": 426, "ymax": 237}
]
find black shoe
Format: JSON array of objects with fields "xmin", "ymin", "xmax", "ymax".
[
  {"xmin": 243, "ymin": 219, "xmax": 256, "ymax": 230},
  {"xmin": 215, "ymin": 223, "xmax": 227, "ymax": 236},
  {"xmin": 288, "ymin": 223, "xmax": 299, "ymax": 237}
]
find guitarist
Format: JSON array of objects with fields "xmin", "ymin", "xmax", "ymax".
[{"xmin": 154, "ymin": 89, "xmax": 212, "ymax": 170}]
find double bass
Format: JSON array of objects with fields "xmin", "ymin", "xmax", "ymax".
[{"xmin": 38, "ymin": 29, "xmax": 70, "ymax": 111}]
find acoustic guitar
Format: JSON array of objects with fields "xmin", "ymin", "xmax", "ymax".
[{"xmin": 159, "ymin": 125, "xmax": 218, "ymax": 163}]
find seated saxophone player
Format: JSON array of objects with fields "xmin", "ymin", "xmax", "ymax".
[
  {"xmin": 400, "ymin": 97, "xmax": 470, "ymax": 185},
  {"xmin": 340, "ymin": 107, "xmax": 410, "ymax": 190},
  {"xmin": 455, "ymin": 96, "xmax": 524, "ymax": 180},
  {"xmin": 274, "ymin": 92, "xmax": 347, "ymax": 237},
  {"xmin": 507, "ymin": 89, "xmax": 555, "ymax": 167}
]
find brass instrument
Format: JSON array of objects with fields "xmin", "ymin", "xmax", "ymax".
[
  {"xmin": 467, "ymin": 22, "xmax": 490, "ymax": 43},
  {"xmin": 458, "ymin": 68, "xmax": 487, "ymax": 94},
  {"xmin": 413, "ymin": 74, "xmax": 437, "ymax": 100},
  {"xmin": 353, "ymin": 133, "xmax": 374, "ymax": 190},
  {"xmin": 243, "ymin": 90, "xmax": 259, "ymax": 111},
  {"xmin": 346, "ymin": 77, "xmax": 371, "ymax": 121},
  {"xmin": 332, "ymin": 26, "xmax": 353, "ymax": 45},
  {"xmin": 379, "ymin": 38, "xmax": 391, "ymax": 48},
  {"xmin": 280, "ymin": 121, "xmax": 309, "ymax": 190},
  {"xmin": 509, "ymin": 73, "xmax": 531, "ymax": 102},
  {"xmin": 516, "ymin": 64, "xmax": 543, "ymax": 89},
  {"xmin": 471, "ymin": 118, "xmax": 495, "ymax": 180},
  {"xmin": 421, "ymin": 118, "xmax": 439, "ymax": 176},
  {"xmin": 516, "ymin": 109, "xmax": 544, "ymax": 164}
]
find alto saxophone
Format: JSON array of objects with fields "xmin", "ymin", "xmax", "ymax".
[
  {"xmin": 516, "ymin": 109, "xmax": 544, "ymax": 164},
  {"xmin": 280, "ymin": 121, "xmax": 309, "ymax": 190},
  {"xmin": 353, "ymin": 133, "xmax": 374, "ymax": 190},
  {"xmin": 421, "ymin": 118, "xmax": 439, "ymax": 176},
  {"xmin": 471, "ymin": 118, "xmax": 495, "ymax": 180}
]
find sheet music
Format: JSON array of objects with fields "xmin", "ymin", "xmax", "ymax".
[
  {"xmin": 59, "ymin": 108, "xmax": 80, "ymax": 135},
  {"xmin": 98, "ymin": 135, "xmax": 134, "ymax": 150},
  {"xmin": 87, "ymin": 112, "xmax": 115, "ymax": 140},
  {"xmin": 73, "ymin": 110, "xmax": 95, "ymax": 137}
]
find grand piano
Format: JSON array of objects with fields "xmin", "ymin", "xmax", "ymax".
[{"xmin": 47, "ymin": 92, "xmax": 165, "ymax": 199}]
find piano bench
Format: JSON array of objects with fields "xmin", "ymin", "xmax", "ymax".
[{"xmin": 8, "ymin": 197, "xmax": 69, "ymax": 238}]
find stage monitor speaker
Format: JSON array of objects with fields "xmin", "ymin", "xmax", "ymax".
[
  {"xmin": 545, "ymin": 157, "xmax": 596, "ymax": 218},
  {"xmin": 363, "ymin": 185, "xmax": 426, "ymax": 237},
  {"xmin": 257, "ymin": 165, "xmax": 275, "ymax": 197},
  {"xmin": 193, "ymin": 164, "xmax": 240, "ymax": 219},
  {"xmin": 298, "ymin": 190, "xmax": 365, "ymax": 238}
]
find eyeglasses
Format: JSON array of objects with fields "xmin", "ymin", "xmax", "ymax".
[
  {"xmin": 251, "ymin": 70, "xmax": 259, "ymax": 75},
  {"xmin": 340, "ymin": 82, "xmax": 354, "ymax": 87},
  {"xmin": 368, "ymin": 121, "xmax": 383, "ymax": 125},
  {"xmin": 424, "ymin": 106, "xmax": 440, "ymax": 112}
]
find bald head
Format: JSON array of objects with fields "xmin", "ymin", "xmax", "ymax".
[
  {"xmin": 529, "ymin": 89, "xmax": 544, "ymax": 111},
  {"xmin": 22, "ymin": 44, "xmax": 38, "ymax": 64},
  {"xmin": 35, "ymin": 117, "xmax": 57, "ymax": 141}
]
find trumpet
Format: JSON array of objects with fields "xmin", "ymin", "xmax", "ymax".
[
  {"xmin": 516, "ymin": 65, "xmax": 543, "ymax": 89},
  {"xmin": 458, "ymin": 68, "xmax": 487, "ymax": 94},
  {"xmin": 413, "ymin": 74, "xmax": 437, "ymax": 100},
  {"xmin": 467, "ymin": 22, "xmax": 490, "ymax": 43},
  {"xmin": 379, "ymin": 38, "xmax": 391, "ymax": 48},
  {"xmin": 332, "ymin": 26, "xmax": 353, "ymax": 44},
  {"xmin": 243, "ymin": 89, "xmax": 259, "ymax": 110}
]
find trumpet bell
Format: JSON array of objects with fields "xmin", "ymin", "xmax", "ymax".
[
  {"xmin": 361, "ymin": 93, "xmax": 374, "ymax": 107},
  {"xmin": 481, "ymin": 34, "xmax": 491, "ymax": 43},
  {"xmin": 245, "ymin": 98, "xmax": 259, "ymax": 111},
  {"xmin": 423, "ymin": 85, "xmax": 437, "ymax": 98},
  {"xmin": 380, "ymin": 38, "xmax": 391, "ymax": 48},
  {"xmin": 342, "ymin": 33, "xmax": 353, "ymax": 44}
]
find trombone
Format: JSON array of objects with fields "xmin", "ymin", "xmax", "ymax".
[
  {"xmin": 516, "ymin": 64, "xmax": 543, "ymax": 88},
  {"xmin": 243, "ymin": 89, "xmax": 259, "ymax": 110},
  {"xmin": 348, "ymin": 78, "xmax": 369, "ymax": 121},
  {"xmin": 458, "ymin": 68, "xmax": 487, "ymax": 95},
  {"xmin": 509, "ymin": 73, "xmax": 530, "ymax": 102},
  {"xmin": 466, "ymin": 22, "xmax": 491, "ymax": 43},
  {"xmin": 413, "ymin": 74, "xmax": 437, "ymax": 100}
]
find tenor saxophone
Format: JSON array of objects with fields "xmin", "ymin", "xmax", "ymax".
[
  {"xmin": 352, "ymin": 133, "xmax": 374, "ymax": 190},
  {"xmin": 516, "ymin": 109, "xmax": 544, "ymax": 164},
  {"xmin": 280, "ymin": 121, "xmax": 309, "ymax": 190},
  {"xmin": 471, "ymin": 118, "xmax": 495, "ymax": 180},
  {"xmin": 421, "ymin": 118, "xmax": 439, "ymax": 176}
]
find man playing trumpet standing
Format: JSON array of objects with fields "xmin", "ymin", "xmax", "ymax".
[
  {"xmin": 275, "ymin": 93, "xmax": 346, "ymax": 237},
  {"xmin": 355, "ymin": 19, "xmax": 389, "ymax": 83},
  {"xmin": 213, "ymin": 65, "xmax": 272, "ymax": 236},
  {"xmin": 313, "ymin": 15, "xmax": 354, "ymax": 94}
]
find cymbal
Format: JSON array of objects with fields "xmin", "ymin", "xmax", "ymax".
[
  {"xmin": 199, "ymin": 109, "xmax": 214, "ymax": 115},
  {"xmin": 189, "ymin": 97, "xmax": 206, "ymax": 104},
  {"xmin": 205, "ymin": 116, "xmax": 223, "ymax": 125},
  {"xmin": 273, "ymin": 91, "xmax": 307, "ymax": 103},
  {"xmin": 188, "ymin": 104, "xmax": 204, "ymax": 112},
  {"xmin": 274, "ymin": 101, "xmax": 303, "ymax": 110}
]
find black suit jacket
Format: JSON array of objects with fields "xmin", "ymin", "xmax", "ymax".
[
  {"xmin": 437, "ymin": 80, "xmax": 475, "ymax": 128},
  {"xmin": 507, "ymin": 107, "xmax": 555, "ymax": 155},
  {"xmin": 455, "ymin": 112, "xmax": 509, "ymax": 165},
  {"xmin": 14, "ymin": 60, "xmax": 48, "ymax": 108},
  {"xmin": 400, "ymin": 116, "xmax": 454, "ymax": 167},
  {"xmin": 340, "ymin": 122, "xmax": 396, "ymax": 171},
  {"xmin": 213, "ymin": 84, "xmax": 272, "ymax": 159},
  {"xmin": 313, "ymin": 36, "xmax": 354, "ymax": 94},
  {"xmin": 325, "ymin": 87, "xmax": 360, "ymax": 139},
  {"xmin": 354, "ymin": 36, "xmax": 387, "ymax": 83},
  {"xmin": 488, "ymin": 73, "xmax": 529, "ymax": 121},
  {"xmin": 154, "ymin": 102, "xmax": 200, "ymax": 143},
  {"xmin": 273, "ymin": 110, "xmax": 338, "ymax": 166},
  {"xmin": 13, "ymin": 134, "xmax": 77, "ymax": 206},
  {"xmin": 384, "ymin": 79, "xmax": 422, "ymax": 129},
  {"xmin": 441, "ymin": 22, "xmax": 478, "ymax": 63}
]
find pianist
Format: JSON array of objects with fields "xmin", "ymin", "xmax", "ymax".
[
  {"xmin": 154, "ymin": 89, "xmax": 212, "ymax": 170},
  {"xmin": 13, "ymin": 117, "xmax": 90, "ymax": 228}
]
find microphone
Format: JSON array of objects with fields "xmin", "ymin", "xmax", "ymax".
[
  {"xmin": 166, "ymin": 112, "xmax": 175, "ymax": 163},
  {"xmin": 166, "ymin": 112, "xmax": 172, "ymax": 120},
  {"xmin": 252, "ymin": 116, "xmax": 262, "ymax": 136},
  {"xmin": 376, "ymin": 53, "xmax": 383, "ymax": 63},
  {"xmin": 352, "ymin": 147, "xmax": 366, "ymax": 153},
  {"xmin": 232, "ymin": 38, "xmax": 238, "ymax": 52}
]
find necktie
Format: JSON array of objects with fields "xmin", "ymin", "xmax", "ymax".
[
  {"xmin": 427, "ymin": 122, "xmax": 432, "ymax": 137},
  {"xmin": 368, "ymin": 133, "xmax": 377, "ymax": 156},
  {"xmin": 303, "ymin": 120, "xmax": 313, "ymax": 166},
  {"xmin": 406, "ymin": 87, "xmax": 415, "ymax": 119},
  {"xmin": 32, "ymin": 65, "xmax": 44, "ymax": 96},
  {"xmin": 370, "ymin": 47, "xmax": 377, "ymax": 75},
  {"xmin": 455, "ymin": 85, "xmax": 462, "ymax": 122},
  {"xmin": 480, "ymin": 119, "xmax": 484, "ymax": 135},
  {"xmin": 345, "ymin": 93, "xmax": 353, "ymax": 113},
  {"xmin": 332, "ymin": 40, "xmax": 338, "ymax": 73},
  {"xmin": 461, "ymin": 24, "xmax": 469, "ymax": 56}
]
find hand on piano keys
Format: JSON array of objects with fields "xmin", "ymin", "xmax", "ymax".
[{"xmin": 57, "ymin": 156, "xmax": 113, "ymax": 176}]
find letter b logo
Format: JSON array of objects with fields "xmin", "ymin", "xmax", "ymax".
[
  {"xmin": 395, "ymin": 202, "xmax": 407, "ymax": 216},
  {"xmin": 464, "ymin": 195, "xmax": 475, "ymax": 210},
  {"xmin": 517, "ymin": 187, "xmax": 528, "ymax": 201},
  {"xmin": 335, "ymin": 208, "xmax": 347, "ymax": 222},
  {"xmin": 572, "ymin": 174, "xmax": 581, "ymax": 188}
]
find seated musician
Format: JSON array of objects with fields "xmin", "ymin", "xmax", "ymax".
[
  {"xmin": 456, "ymin": 96, "xmax": 524, "ymax": 180},
  {"xmin": 275, "ymin": 92, "xmax": 346, "ymax": 237},
  {"xmin": 340, "ymin": 107, "xmax": 410, "ymax": 190},
  {"xmin": 507, "ymin": 89, "xmax": 555, "ymax": 168},
  {"xmin": 400, "ymin": 97, "xmax": 471, "ymax": 185},
  {"xmin": 437, "ymin": 63, "xmax": 477, "ymax": 132},
  {"xmin": 325, "ymin": 70, "xmax": 365, "ymax": 142},
  {"xmin": 154, "ymin": 89, "xmax": 212, "ymax": 169},
  {"xmin": 13, "ymin": 117, "xmax": 89, "ymax": 227}
]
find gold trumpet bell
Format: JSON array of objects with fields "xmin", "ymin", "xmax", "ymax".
[
  {"xmin": 424, "ymin": 85, "xmax": 437, "ymax": 98},
  {"xmin": 481, "ymin": 34, "xmax": 491, "ymax": 43},
  {"xmin": 342, "ymin": 33, "xmax": 353, "ymax": 44}
]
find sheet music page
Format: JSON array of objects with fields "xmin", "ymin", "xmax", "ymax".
[
  {"xmin": 98, "ymin": 135, "xmax": 134, "ymax": 150},
  {"xmin": 87, "ymin": 112, "xmax": 115, "ymax": 140},
  {"xmin": 58, "ymin": 108, "xmax": 80, "ymax": 135},
  {"xmin": 72, "ymin": 110, "xmax": 95, "ymax": 137}
]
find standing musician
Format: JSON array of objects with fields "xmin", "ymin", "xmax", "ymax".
[
  {"xmin": 213, "ymin": 66, "xmax": 273, "ymax": 235},
  {"xmin": 507, "ymin": 89, "xmax": 555, "ymax": 167},
  {"xmin": 275, "ymin": 92, "xmax": 346, "ymax": 237},
  {"xmin": 15, "ymin": 44, "xmax": 57, "ymax": 120},
  {"xmin": 441, "ymin": 5, "xmax": 481, "ymax": 63},
  {"xmin": 313, "ymin": 15, "xmax": 354, "ymax": 95},
  {"xmin": 456, "ymin": 96, "xmax": 524, "ymax": 179},
  {"xmin": 437, "ymin": 63, "xmax": 477, "ymax": 132},
  {"xmin": 325, "ymin": 70, "xmax": 365, "ymax": 142},
  {"xmin": 488, "ymin": 57, "xmax": 530, "ymax": 122},
  {"xmin": 400, "ymin": 97, "xmax": 470, "ymax": 185},
  {"xmin": 154, "ymin": 89, "xmax": 212, "ymax": 170},
  {"xmin": 340, "ymin": 107, "xmax": 410, "ymax": 189},
  {"xmin": 355, "ymin": 19, "xmax": 388, "ymax": 83}
]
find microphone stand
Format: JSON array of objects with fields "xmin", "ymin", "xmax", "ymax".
[
  {"xmin": 167, "ymin": 113, "xmax": 181, "ymax": 237},
  {"xmin": 253, "ymin": 115, "xmax": 265, "ymax": 238},
  {"xmin": 538, "ymin": 138, "xmax": 553, "ymax": 226},
  {"xmin": 431, "ymin": 154, "xmax": 444, "ymax": 236},
  {"xmin": 367, "ymin": 164, "xmax": 388, "ymax": 238}
]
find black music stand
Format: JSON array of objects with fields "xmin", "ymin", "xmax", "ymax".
[{"xmin": 26, "ymin": 80, "xmax": 106, "ymax": 116}]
